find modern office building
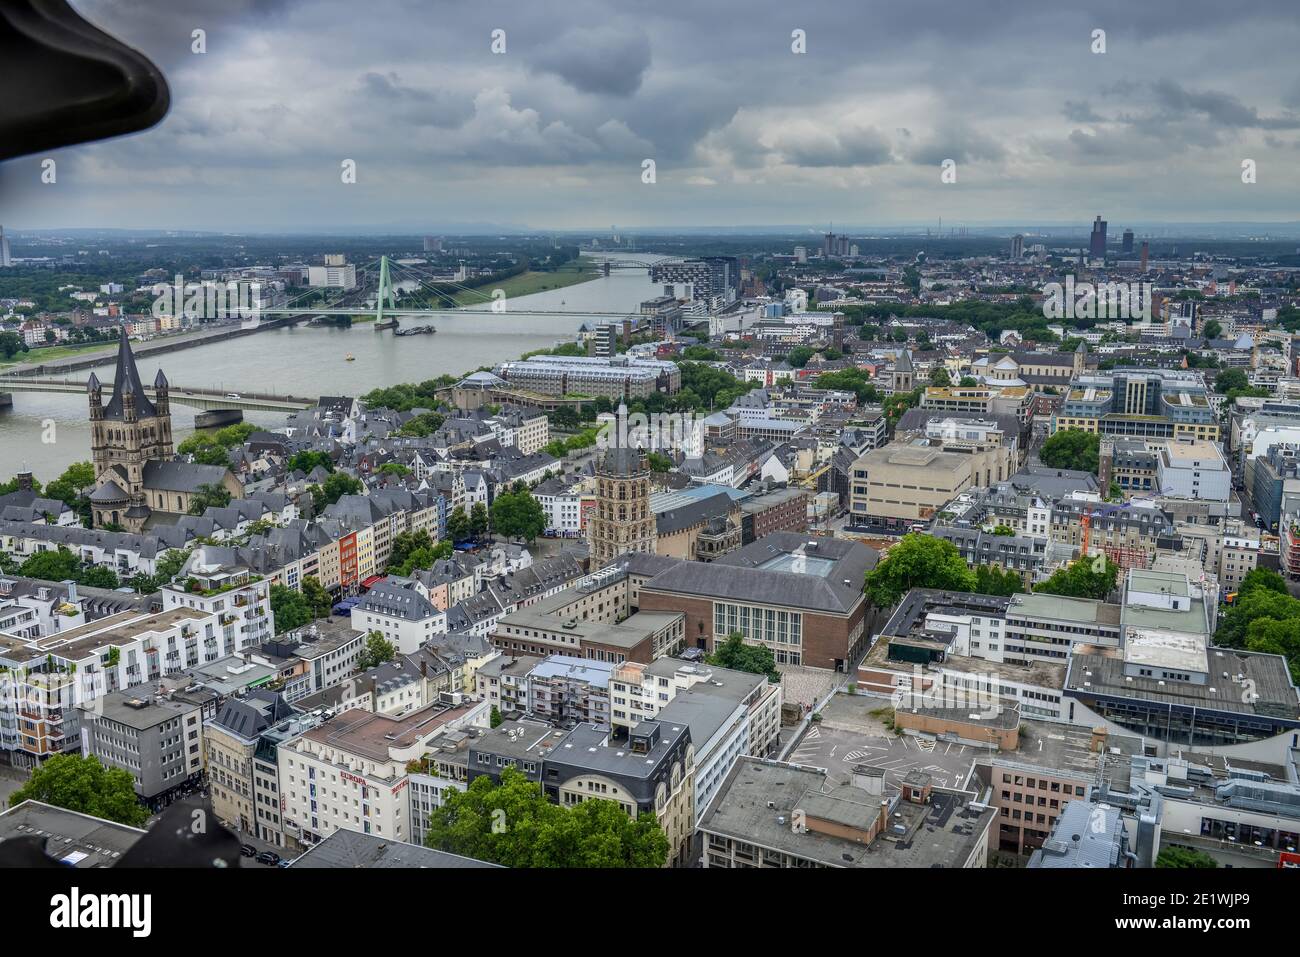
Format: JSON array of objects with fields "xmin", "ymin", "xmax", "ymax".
[
  {"xmin": 1089, "ymin": 215, "xmax": 1107, "ymax": 260},
  {"xmin": 1054, "ymin": 370, "xmax": 1219, "ymax": 441}
]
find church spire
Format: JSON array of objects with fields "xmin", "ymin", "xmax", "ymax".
[{"xmin": 102, "ymin": 325, "xmax": 158, "ymax": 420}]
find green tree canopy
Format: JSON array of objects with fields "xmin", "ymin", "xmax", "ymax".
[
  {"xmin": 1155, "ymin": 846, "xmax": 1218, "ymax": 868},
  {"xmin": 1033, "ymin": 556, "xmax": 1119, "ymax": 601},
  {"xmin": 491, "ymin": 489, "xmax": 546, "ymax": 542},
  {"xmin": 446, "ymin": 504, "xmax": 471, "ymax": 542},
  {"xmin": 9, "ymin": 754, "xmax": 148, "ymax": 827},
  {"xmin": 187, "ymin": 482, "xmax": 232, "ymax": 514},
  {"xmin": 357, "ymin": 631, "xmax": 397, "ymax": 670},
  {"xmin": 974, "ymin": 564, "xmax": 1024, "ymax": 596},
  {"xmin": 1040, "ymin": 429, "xmax": 1101, "ymax": 474},
  {"xmin": 864, "ymin": 533, "xmax": 977, "ymax": 608},
  {"xmin": 707, "ymin": 631, "xmax": 780, "ymax": 682},
  {"xmin": 423, "ymin": 765, "xmax": 668, "ymax": 868}
]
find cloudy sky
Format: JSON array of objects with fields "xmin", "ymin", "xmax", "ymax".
[{"xmin": 3, "ymin": 0, "xmax": 1299, "ymax": 231}]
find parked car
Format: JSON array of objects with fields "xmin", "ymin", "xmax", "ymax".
[
  {"xmin": 240, "ymin": 844, "xmax": 257, "ymax": 858},
  {"xmin": 256, "ymin": 851, "xmax": 281, "ymax": 866}
]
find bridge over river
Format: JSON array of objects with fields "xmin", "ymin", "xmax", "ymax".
[{"xmin": 0, "ymin": 376, "xmax": 315, "ymax": 413}]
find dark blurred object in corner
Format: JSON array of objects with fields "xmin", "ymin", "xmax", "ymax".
[{"xmin": 0, "ymin": 0, "xmax": 169, "ymax": 161}]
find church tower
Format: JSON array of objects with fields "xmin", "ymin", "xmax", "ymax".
[
  {"xmin": 586, "ymin": 403, "xmax": 656, "ymax": 567},
  {"xmin": 891, "ymin": 349, "xmax": 914, "ymax": 394},
  {"xmin": 88, "ymin": 328, "xmax": 174, "ymax": 531}
]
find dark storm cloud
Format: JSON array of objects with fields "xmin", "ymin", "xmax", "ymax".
[
  {"xmin": 530, "ymin": 26, "xmax": 652, "ymax": 96},
  {"xmin": 1151, "ymin": 79, "xmax": 1300, "ymax": 129}
]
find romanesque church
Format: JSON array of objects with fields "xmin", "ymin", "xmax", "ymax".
[{"xmin": 88, "ymin": 329, "xmax": 241, "ymax": 531}]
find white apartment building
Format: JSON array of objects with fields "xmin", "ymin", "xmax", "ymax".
[{"xmin": 278, "ymin": 700, "xmax": 488, "ymax": 846}]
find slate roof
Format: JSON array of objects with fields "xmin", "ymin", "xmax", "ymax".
[
  {"xmin": 101, "ymin": 328, "xmax": 158, "ymax": 419},
  {"xmin": 143, "ymin": 460, "xmax": 231, "ymax": 493}
]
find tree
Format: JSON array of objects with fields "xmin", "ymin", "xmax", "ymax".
[
  {"xmin": 297, "ymin": 576, "xmax": 331, "ymax": 619},
  {"xmin": 646, "ymin": 451, "xmax": 673, "ymax": 472},
  {"xmin": 470, "ymin": 502, "xmax": 490, "ymax": 540},
  {"xmin": 1034, "ymin": 556, "xmax": 1118, "ymax": 601},
  {"xmin": 929, "ymin": 367, "xmax": 951, "ymax": 387},
  {"xmin": 974, "ymin": 564, "xmax": 1023, "ymax": 596},
  {"xmin": 394, "ymin": 411, "xmax": 445, "ymax": 438},
  {"xmin": 1237, "ymin": 568, "xmax": 1288, "ymax": 597},
  {"xmin": 991, "ymin": 524, "xmax": 1015, "ymax": 536},
  {"xmin": 1202, "ymin": 319, "xmax": 1222, "ymax": 340},
  {"xmin": 270, "ymin": 584, "xmax": 314, "ymax": 633},
  {"xmin": 708, "ymin": 631, "xmax": 780, "ymax": 682},
  {"xmin": 490, "ymin": 706, "xmax": 503, "ymax": 729},
  {"xmin": 155, "ymin": 548, "xmax": 191, "ymax": 582},
  {"xmin": 424, "ymin": 766, "xmax": 668, "ymax": 868},
  {"xmin": 786, "ymin": 346, "xmax": 815, "ymax": 368},
  {"xmin": 1155, "ymin": 846, "xmax": 1218, "ymax": 868},
  {"xmin": 78, "ymin": 566, "xmax": 120, "ymax": 589},
  {"xmin": 315, "ymin": 471, "xmax": 362, "ymax": 508},
  {"xmin": 1214, "ymin": 368, "xmax": 1250, "ymax": 394},
  {"xmin": 357, "ymin": 631, "xmax": 397, "ymax": 670},
  {"xmin": 491, "ymin": 489, "xmax": 546, "ymax": 543},
  {"xmin": 286, "ymin": 450, "xmax": 334, "ymax": 475},
  {"xmin": 1039, "ymin": 428, "xmax": 1101, "ymax": 474},
  {"xmin": 42, "ymin": 461, "xmax": 95, "ymax": 509},
  {"xmin": 864, "ymin": 533, "xmax": 976, "ymax": 608},
  {"xmin": 187, "ymin": 482, "xmax": 232, "ymax": 514},
  {"xmin": 446, "ymin": 505, "xmax": 471, "ymax": 542},
  {"xmin": 959, "ymin": 376, "xmax": 977, "ymax": 386},
  {"xmin": 9, "ymin": 754, "xmax": 148, "ymax": 827},
  {"xmin": 19, "ymin": 547, "xmax": 80, "ymax": 582},
  {"xmin": 389, "ymin": 529, "xmax": 435, "ymax": 571}
]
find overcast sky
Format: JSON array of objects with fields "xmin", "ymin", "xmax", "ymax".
[{"xmin": 3, "ymin": 0, "xmax": 1299, "ymax": 232}]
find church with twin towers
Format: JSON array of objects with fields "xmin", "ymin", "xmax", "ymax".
[{"xmin": 87, "ymin": 328, "xmax": 241, "ymax": 531}]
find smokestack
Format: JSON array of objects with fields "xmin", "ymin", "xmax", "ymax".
[{"xmin": 1139, "ymin": 241, "xmax": 1149, "ymax": 273}]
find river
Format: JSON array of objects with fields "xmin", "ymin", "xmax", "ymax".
[{"xmin": 0, "ymin": 253, "xmax": 668, "ymax": 482}]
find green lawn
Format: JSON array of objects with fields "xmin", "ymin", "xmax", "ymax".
[
  {"xmin": 451, "ymin": 262, "xmax": 599, "ymax": 306},
  {"xmin": 0, "ymin": 339, "xmax": 118, "ymax": 368}
]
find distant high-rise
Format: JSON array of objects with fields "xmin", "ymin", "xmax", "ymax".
[
  {"xmin": 422, "ymin": 236, "xmax": 442, "ymax": 253},
  {"xmin": 1089, "ymin": 216, "xmax": 1107, "ymax": 260},
  {"xmin": 1121, "ymin": 229, "xmax": 1134, "ymax": 255},
  {"xmin": 1010, "ymin": 234, "xmax": 1024, "ymax": 260},
  {"xmin": 1140, "ymin": 240, "xmax": 1149, "ymax": 273},
  {"xmin": 0, "ymin": 226, "xmax": 10, "ymax": 267},
  {"xmin": 822, "ymin": 231, "xmax": 850, "ymax": 258}
]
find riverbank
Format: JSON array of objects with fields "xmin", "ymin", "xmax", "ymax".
[
  {"xmin": 0, "ymin": 317, "xmax": 299, "ymax": 376},
  {"xmin": 450, "ymin": 263, "xmax": 599, "ymax": 306}
]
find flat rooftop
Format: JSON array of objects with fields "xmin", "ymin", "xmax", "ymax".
[
  {"xmin": 987, "ymin": 719, "xmax": 1144, "ymax": 777},
  {"xmin": 1066, "ymin": 644, "xmax": 1300, "ymax": 721},
  {"xmin": 0, "ymin": 607, "xmax": 211, "ymax": 664},
  {"xmin": 298, "ymin": 700, "xmax": 479, "ymax": 764},
  {"xmin": 700, "ymin": 757, "xmax": 993, "ymax": 868},
  {"xmin": 288, "ymin": 828, "xmax": 500, "ymax": 868},
  {"xmin": 0, "ymin": 801, "xmax": 145, "ymax": 867}
]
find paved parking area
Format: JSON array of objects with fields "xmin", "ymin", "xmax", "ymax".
[
  {"xmin": 778, "ymin": 665, "xmax": 841, "ymax": 713},
  {"xmin": 786, "ymin": 695, "xmax": 979, "ymax": 791},
  {"xmin": 0, "ymin": 767, "xmax": 29, "ymax": 808}
]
